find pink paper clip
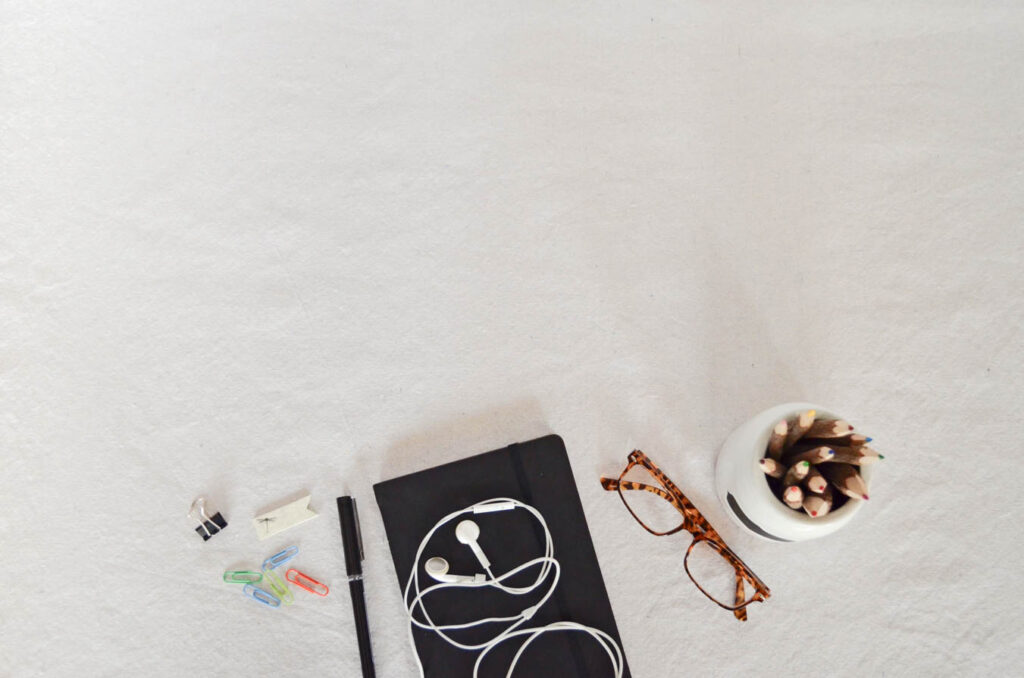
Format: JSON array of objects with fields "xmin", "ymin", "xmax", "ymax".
[{"xmin": 285, "ymin": 568, "xmax": 329, "ymax": 596}]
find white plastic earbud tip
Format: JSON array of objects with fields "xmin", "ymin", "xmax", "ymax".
[
  {"xmin": 425, "ymin": 557, "xmax": 449, "ymax": 576},
  {"xmin": 455, "ymin": 520, "xmax": 480, "ymax": 544}
]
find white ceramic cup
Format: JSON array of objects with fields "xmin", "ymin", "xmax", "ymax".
[{"xmin": 714, "ymin": 402, "xmax": 872, "ymax": 542}]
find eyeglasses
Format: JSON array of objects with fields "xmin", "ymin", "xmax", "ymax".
[{"xmin": 600, "ymin": 450, "xmax": 770, "ymax": 621}]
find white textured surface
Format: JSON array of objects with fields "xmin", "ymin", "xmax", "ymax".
[{"xmin": 3, "ymin": 2, "xmax": 1023, "ymax": 676}]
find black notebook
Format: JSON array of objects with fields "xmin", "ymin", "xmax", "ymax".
[{"xmin": 373, "ymin": 434, "xmax": 631, "ymax": 678}]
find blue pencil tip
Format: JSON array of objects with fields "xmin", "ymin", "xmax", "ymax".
[{"xmin": 866, "ymin": 437, "xmax": 873, "ymax": 443}]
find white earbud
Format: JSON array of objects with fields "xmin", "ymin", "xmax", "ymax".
[
  {"xmin": 455, "ymin": 519, "xmax": 491, "ymax": 569},
  {"xmin": 424, "ymin": 556, "xmax": 484, "ymax": 584}
]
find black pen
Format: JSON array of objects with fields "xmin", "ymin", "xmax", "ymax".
[{"xmin": 337, "ymin": 496, "xmax": 376, "ymax": 678}]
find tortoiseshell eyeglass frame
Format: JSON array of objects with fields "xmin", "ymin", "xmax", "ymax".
[{"xmin": 600, "ymin": 450, "xmax": 770, "ymax": 621}]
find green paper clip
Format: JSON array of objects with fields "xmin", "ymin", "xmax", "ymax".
[
  {"xmin": 223, "ymin": 570, "xmax": 263, "ymax": 584},
  {"xmin": 263, "ymin": 567, "xmax": 294, "ymax": 605}
]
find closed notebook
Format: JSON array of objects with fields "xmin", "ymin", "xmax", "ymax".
[{"xmin": 373, "ymin": 434, "xmax": 631, "ymax": 678}]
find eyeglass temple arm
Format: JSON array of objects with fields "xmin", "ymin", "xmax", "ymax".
[
  {"xmin": 600, "ymin": 476, "xmax": 674, "ymax": 503},
  {"xmin": 733, "ymin": 577, "xmax": 748, "ymax": 621},
  {"xmin": 711, "ymin": 536, "xmax": 769, "ymax": 595}
]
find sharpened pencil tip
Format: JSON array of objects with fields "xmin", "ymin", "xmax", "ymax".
[
  {"xmin": 811, "ymin": 511, "xmax": 817, "ymax": 516},
  {"xmin": 866, "ymin": 437, "xmax": 873, "ymax": 443},
  {"xmin": 862, "ymin": 494, "xmax": 869, "ymax": 500},
  {"xmin": 879, "ymin": 454, "xmax": 885, "ymax": 459}
]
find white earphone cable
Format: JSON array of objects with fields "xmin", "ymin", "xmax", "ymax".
[{"xmin": 403, "ymin": 498, "xmax": 624, "ymax": 678}]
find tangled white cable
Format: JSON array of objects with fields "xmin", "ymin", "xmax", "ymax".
[{"xmin": 403, "ymin": 497, "xmax": 624, "ymax": 678}]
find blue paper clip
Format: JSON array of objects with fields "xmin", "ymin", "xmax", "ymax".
[
  {"xmin": 243, "ymin": 584, "xmax": 281, "ymax": 608},
  {"xmin": 262, "ymin": 545, "xmax": 298, "ymax": 570}
]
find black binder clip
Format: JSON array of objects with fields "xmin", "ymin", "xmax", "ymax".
[{"xmin": 190, "ymin": 496, "xmax": 228, "ymax": 541}]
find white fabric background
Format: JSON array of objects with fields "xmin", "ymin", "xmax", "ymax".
[{"xmin": 3, "ymin": 2, "xmax": 1022, "ymax": 676}]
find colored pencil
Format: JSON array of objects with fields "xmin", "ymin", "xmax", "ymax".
[
  {"xmin": 804, "ymin": 419, "xmax": 854, "ymax": 439},
  {"xmin": 759, "ymin": 457, "xmax": 785, "ymax": 479},
  {"xmin": 804, "ymin": 468, "xmax": 828, "ymax": 494},
  {"xmin": 829, "ymin": 445, "xmax": 881, "ymax": 458},
  {"xmin": 828, "ymin": 447, "xmax": 883, "ymax": 465},
  {"xmin": 783, "ymin": 485, "xmax": 803, "ymax": 509},
  {"xmin": 785, "ymin": 445, "xmax": 835, "ymax": 465},
  {"xmin": 783, "ymin": 460, "xmax": 811, "ymax": 486},
  {"xmin": 820, "ymin": 463, "xmax": 869, "ymax": 500},
  {"xmin": 831, "ymin": 454, "xmax": 880, "ymax": 464},
  {"xmin": 766, "ymin": 420, "xmax": 788, "ymax": 460},
  {"xmin": 784, "ymin": 409, "xmax": 816, "ymax": 449},
  {"xmin": 802, "ymin": 485, "xmax": 833, "ymax": 518},
  {"xmin": 834, "ymin": 433, "xmax": 872, "ymax": 448}
]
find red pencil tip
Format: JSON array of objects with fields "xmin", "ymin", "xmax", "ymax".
[
  {"xmin": 862, "ymin": 494, "xmax": 870, "ymax": 500},
  {"xmin": 811, "ymin": 511, "xmax": 817, "ymax": 516}
]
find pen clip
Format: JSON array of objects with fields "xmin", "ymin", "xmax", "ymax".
[{"xmin": 353, "ymin": 498, "xmax": 364, "ymax": 562}]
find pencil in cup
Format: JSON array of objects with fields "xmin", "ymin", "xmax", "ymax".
[
  {"xmin": 834, "ymin": 433, "xmax": 872, "ymax": 448},
  {"xmin": 827, "ymin": 446, "xmax": 883, "ymax": 465},
  {"xmin": 804, "ymin": 468, "xmax": 828, "ymax": 494},
  {"xmin": 759, "ymin": 457, "xmax": 786, "ymax": 479},
  {"xmin": 783, "ymin": 410, "xmax": 816, "ymax": 449},
  {"xmin": 820, "ymin": 463, "xmax": 870, "ymax": 501},
  {"xmin": 783, "ymin": 485, "xmax": 804, "ymax": 509},
  {"xmin": 802, "ymin": 484, "xmax": 833, "ymax": 518},
  {"xmin": 782, "ymin": 461, "xmax": 811, "ymax": 486},
  {"xmin": 785, "ymin": 445, "xmax": 835, "ymax": 465},
  {"xmin": 766, "ymin": 420, "xmax": 788, "ymax": 460},
  {"xmin": 803, "ymin": 419, "xmax": 854, "ymax": 439}
]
